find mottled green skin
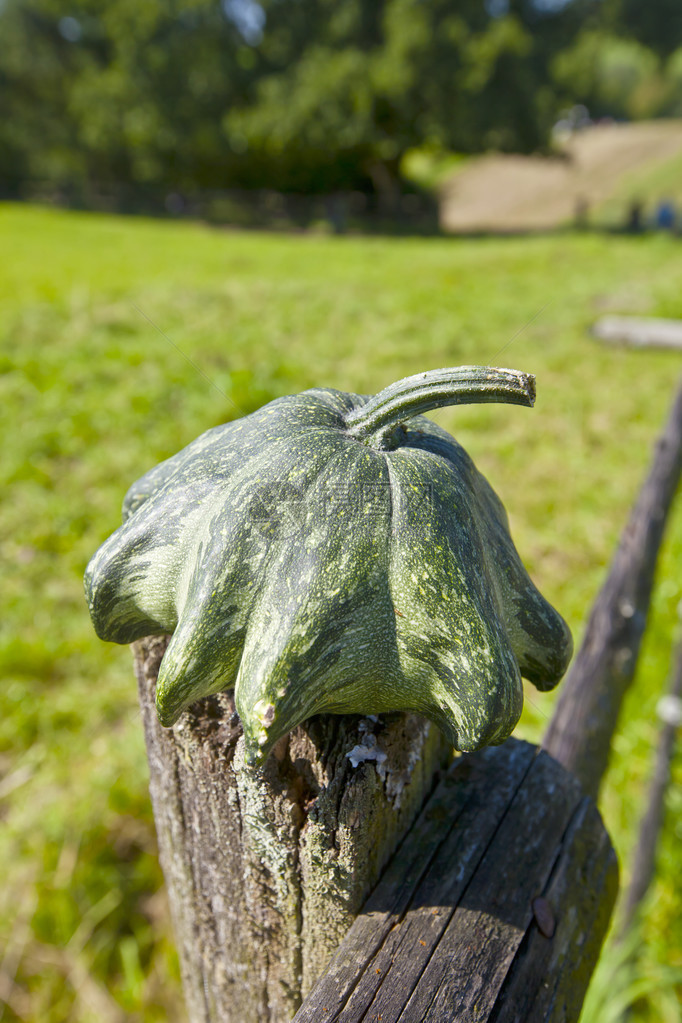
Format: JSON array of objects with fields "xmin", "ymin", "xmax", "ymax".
[{"xmin": 85, "ymin": 386, "xmax": 572, "ymax": 765}]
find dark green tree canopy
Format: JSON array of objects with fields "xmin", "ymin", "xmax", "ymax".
[{"xmin": 0, "ymin": 0, "xmax": 679, "ymax": 199}]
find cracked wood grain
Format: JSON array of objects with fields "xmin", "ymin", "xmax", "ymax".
[{"xmin": 294, "ymin": 741, "xmax": 617, "ymax": 1023}]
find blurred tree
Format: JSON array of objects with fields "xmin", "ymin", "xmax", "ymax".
[
  {"xmin": 0, "ymin": 0, "xmax": 263, "ymax": 198},
  {"xmin": 550, "ymin": 0, "xmax": 682, "ymax": 124},
  {"xmin": 611, "ymin": 0, "xmax": 682, "ymax": 59},
  {"xmin": 225, "ymin": 0, "xmax": 584, "ymax": 195},
  {"xmin": 552, "ymin": 31, "xmax": 666, "ymax": 121},
  {"xmin": 664, "ymin": 48, "xmax": 682, "ymax": 117},
  {"xmin": 3, "ymin": 0, "xmax": 679, "ymax": 202}
]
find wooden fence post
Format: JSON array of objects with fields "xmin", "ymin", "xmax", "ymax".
[
  {"xmin": 134, "ymin": 635, "xmax": 451, "ymax": 1023},
  {"xmin": 543, "ymin": 376, "xmax": 682, "ymax": 798}
]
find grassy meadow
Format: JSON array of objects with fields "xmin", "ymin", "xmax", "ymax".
[{"xmin": 1, "ymin": 202, "xmax": 682, "ymax": 1021}]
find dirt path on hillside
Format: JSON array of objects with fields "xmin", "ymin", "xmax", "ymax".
[{"xmin": 439, "ymin": 121, "xmax": 682, "ymax": 232}]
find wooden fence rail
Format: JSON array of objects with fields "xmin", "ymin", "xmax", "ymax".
[
  {"xmin": 543, "ymin": 377, "xmax": 682, "ymax": 797},
  {"xmin": 293, "ymin": 742, "xmax": 617, "ymax": 1023}
]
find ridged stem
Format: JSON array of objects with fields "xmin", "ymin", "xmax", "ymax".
[{"xmin": 344, "ymin": 366, "xmax": 536, "ymax": 448}]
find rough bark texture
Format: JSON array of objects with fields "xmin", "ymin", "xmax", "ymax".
[
  {"xmin": 294, "ymin": 740, "xmax": 618, "ymax": 1023},
  {"xmin": 134, "ymin": 635, "xmax": 452, "ymax": 1023},
  {"xmin": 543, "ymin": 376, "xmax": 682, "ymax": 798}
]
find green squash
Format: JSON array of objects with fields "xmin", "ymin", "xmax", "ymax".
[{"xmin": 85, "ymin": 366, "xmax": 572, "ymax": 766}]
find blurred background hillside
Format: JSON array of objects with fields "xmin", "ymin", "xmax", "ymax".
[
  {"xmin": 2, "ymin": 2, "xmax": 682, "ymax": 1023},
  {"xmin": 4, "ymin": 0, "xmax": 682, "ymax": 227}
]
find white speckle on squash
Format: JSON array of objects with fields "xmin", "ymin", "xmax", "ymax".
[
  {"xmin": 254, "ymin": 699, "xmax": 276, "ymax": 726},
  {"xmin": 86, "ymin": 368, "xmax": 571, "ymax": 765}
]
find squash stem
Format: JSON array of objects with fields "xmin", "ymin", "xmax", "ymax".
[{"xmin": 344, "ymin": 366, "xmax": 536, "ymax": 448}]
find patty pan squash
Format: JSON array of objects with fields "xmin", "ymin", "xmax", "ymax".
[{"xmin": 85, "ymin": 366, "xmax": 572, "ymax": 765}]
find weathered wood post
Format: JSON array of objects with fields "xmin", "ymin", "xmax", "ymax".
[
  {"xmin": 543, "ymin": 376, "xmax": 682, "ymax": 796},
  {"xmin": 135, "ymin": 634, "xmax": 451, "ymax": 1021}
]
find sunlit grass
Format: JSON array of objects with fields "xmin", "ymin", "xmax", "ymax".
[{"xmin": 1, "ymin": 202, "xmax": 681, "ymax": 1020}]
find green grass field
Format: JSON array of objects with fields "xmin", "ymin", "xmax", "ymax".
[{"xmin": 1, "ymin": 202, "xmax": 682, "ymax": 1022}]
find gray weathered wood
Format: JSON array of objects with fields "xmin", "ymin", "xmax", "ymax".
[
  {"xmin": 134, "ymin": 635, "xmax": 452, "ymax": 1023},
  {"xmin": 543, "ymin": 376, "xmax": 682, "ymax": 798},
  {"xmin": 593, "ymin": 315, "xmax": 682, "ymax": 350},
  {"xmin": 293, "ymin": 740, "xmax": 618, "ymax": 1023},
  {"xmin": 490, "ymin": 795, "xmax": 617, "ymax": 1023}
]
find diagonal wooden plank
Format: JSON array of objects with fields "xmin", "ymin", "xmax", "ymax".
[
  {"xmin": 295, "ymin": 743, "xmax": 616, "ymax": 1023},
  {"xmin": 489, "ymin": 796, "xmax": 618, "ymax": 1023},
  {"xmin": 343, "ymin": 743, "xmax": 538, "ymax": 1022},
  {"xmin": 292, "ymin": 741, "xmax": 536, "ymax": 1023},
  {"xmin": 394, "ymin": 752, "xmax": 583, "ymax": 1022}
]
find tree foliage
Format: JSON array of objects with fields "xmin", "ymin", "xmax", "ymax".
[
  {"xmin": 0, "ymin": 0, "xmax": 259, "ymax": 194},
  {"xmin": 225, "ymin": 0, "xmax": 578, "ymax": 192},
  {"xmin": 1, "ymin": 0, "xmax": 681, "ymax": 199}
]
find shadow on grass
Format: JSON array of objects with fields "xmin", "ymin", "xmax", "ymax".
[{"xmin": 6, "ymin": 183, "xmax": 681, "ymax": 241}]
